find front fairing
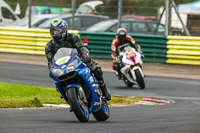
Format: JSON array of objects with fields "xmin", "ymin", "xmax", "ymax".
[
  {"xmin": 49, "ymin": 48, "xmax": 102, "ymax": 113},
  {"xmin": 50, "ymin": 48, "xmax": 81, "ymax": 79},
  {"xmin": 121, "ymin": 46, "xmax": 141, "ymax": 66}
]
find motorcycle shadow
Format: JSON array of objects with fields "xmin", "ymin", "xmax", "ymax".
[
  {"xmin": 113, "ymin": 86, "xmax": 142, "ymax": 90},
  {"xmin": 47, "ymin": 118, "xmax": 110, "ymax": 124}
]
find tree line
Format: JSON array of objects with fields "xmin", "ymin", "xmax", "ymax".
[{"xmin": 4, "ymin": 0, "xmax": 196, "ymax": 18}]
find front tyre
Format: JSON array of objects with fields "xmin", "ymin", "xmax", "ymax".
[
  {"xmin": 66, "ymin": 87, "xmax": 89, "ymax": 122},
  {"xmin": 135, "ymin": 69, "xmax": 145, "ymax": 89},
  {"xmin": 93, "ymin": 100, "xmax": 110, "ymax": 121}
]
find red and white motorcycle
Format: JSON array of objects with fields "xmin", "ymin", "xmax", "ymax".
[{"xmin": 118, "ymin": 46, "xmax": 145, "ymax": 89}]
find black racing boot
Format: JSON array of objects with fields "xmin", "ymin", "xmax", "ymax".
[
  {"xmin": 115, "ymin": 70, "xmax": 122, "ymax": 80},
  {"xmin": 99, "ymin": 82, "xmax": 112, "ymax": 101},
  {"xmin": 116, "ymin": 71, "xmax": 122, "ymax": 80}
]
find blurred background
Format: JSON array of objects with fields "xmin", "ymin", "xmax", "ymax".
[{"xmin": 1, "ymin": 0, "xmax": 200, "ymax": 36}]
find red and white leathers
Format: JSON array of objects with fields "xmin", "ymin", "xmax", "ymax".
[{"xmin": 111, "ymin": 35, "xmax": 141, "ymax": 60}]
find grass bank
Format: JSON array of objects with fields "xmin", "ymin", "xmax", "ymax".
[{"xmin": 0, "ymin": 82, "xmax": 142, "ymax": 108}]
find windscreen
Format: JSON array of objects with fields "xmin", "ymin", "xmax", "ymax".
[
  {"xmin": 123, "ymin": 46, "xmax": 133, "ymax": 52},
  {"xmin": 53, "ymin": 48, "xmax": 73, "ymax": 62}
]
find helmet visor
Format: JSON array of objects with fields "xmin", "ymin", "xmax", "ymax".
[
  {"xmin": 118, "ymin": 35, "xmax": 126, "ymax": 41},
  {"xmin": 50, "ymin": 28, "xmax": 62, "ymax": 36}
]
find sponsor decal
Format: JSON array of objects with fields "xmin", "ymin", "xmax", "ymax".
[
  {"xmin": 89, "ymin": 76, "xmax": 94, "ymax": 83},
  {"xmin": 94, "ymin": 101, "xmax": 102, "ymax": 105}
]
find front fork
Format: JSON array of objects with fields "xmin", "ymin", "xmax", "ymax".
[
  {"xmin": 55, "ymin": 81, "xmax": 69, "ymax": 103},
  {"xmin": 76, "ymin": 86, "xmax": 88, "ymax": 104},
  {"xmin": 55, "ymin": 81, "xmax": 89, "ymax": 108},
  {"xmin": 130, "ymin": 66, "xmax": 144, "ymax": 80}
]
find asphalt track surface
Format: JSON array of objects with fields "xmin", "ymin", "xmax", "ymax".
[{"xmin": 0, "ymin": 61, "xmax": 200, "ymax": 133}]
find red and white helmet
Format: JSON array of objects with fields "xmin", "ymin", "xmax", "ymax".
[{"xmin": 116, "ymin": 28, "xmax": 127, "ymax": 42}]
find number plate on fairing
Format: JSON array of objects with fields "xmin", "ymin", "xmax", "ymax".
[{"xmin": 56, "ymin": 56, "xmax": 70, "ymax": 65}]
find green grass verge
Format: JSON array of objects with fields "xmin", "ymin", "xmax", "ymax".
[{"xmin": 0, "ymin": 82, "xmax": 142, "ymax": 108}]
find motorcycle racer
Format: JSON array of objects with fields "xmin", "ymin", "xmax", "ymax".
[
  {"xmin": 111, "ymin": 28, "xmax": 142, "ymax": 79},
  {"xmin": 45, "ymin": 19, "xmax": 111, "ymax": 101}
]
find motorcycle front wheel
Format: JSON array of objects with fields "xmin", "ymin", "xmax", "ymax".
[
  {"xmin": 66, "ymin": 87, "xmax": 89, "ymax": 122},
  {"xmin": 135, "ymin": 69, "xmax": 145, "ymax": 89},
  {"xmin": 92, "ymin": 100, "xmax": 110, "ymax": 121}
]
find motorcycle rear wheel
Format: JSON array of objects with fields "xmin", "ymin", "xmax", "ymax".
[
  {"xmin": 135, "ymin": 69, "xmax": 145, "ymax": 89},
  {"xmin": 66, "ymin": 87, "xmax": 89, "ymax": 122},
  {"xmin": 93, "ymin": 100, "xmax": 110, "ymax": 121}
]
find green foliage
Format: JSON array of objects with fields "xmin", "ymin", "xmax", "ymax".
[
  {"xmin": 4, "ymin": 0, "xmax": 71, "ymax": 18},
  {"xmin": 4, "ymin": 0, "xmax": 197, "ymax": 18},
  {"xmin": 31, "ymin": 97, "xmax": 42, "ymax": 107},
  {"xmin": 0, "ymin": 82, "xmax": 142, "ymax": 108},
  {"xmin": 0, "ymin": 82, "xmax": 65, "ymax": 108}
]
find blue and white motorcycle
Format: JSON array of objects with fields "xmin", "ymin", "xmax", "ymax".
[{"xmin": 49, "ymin": 48, "xmax": 110, "ymax": 122}]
